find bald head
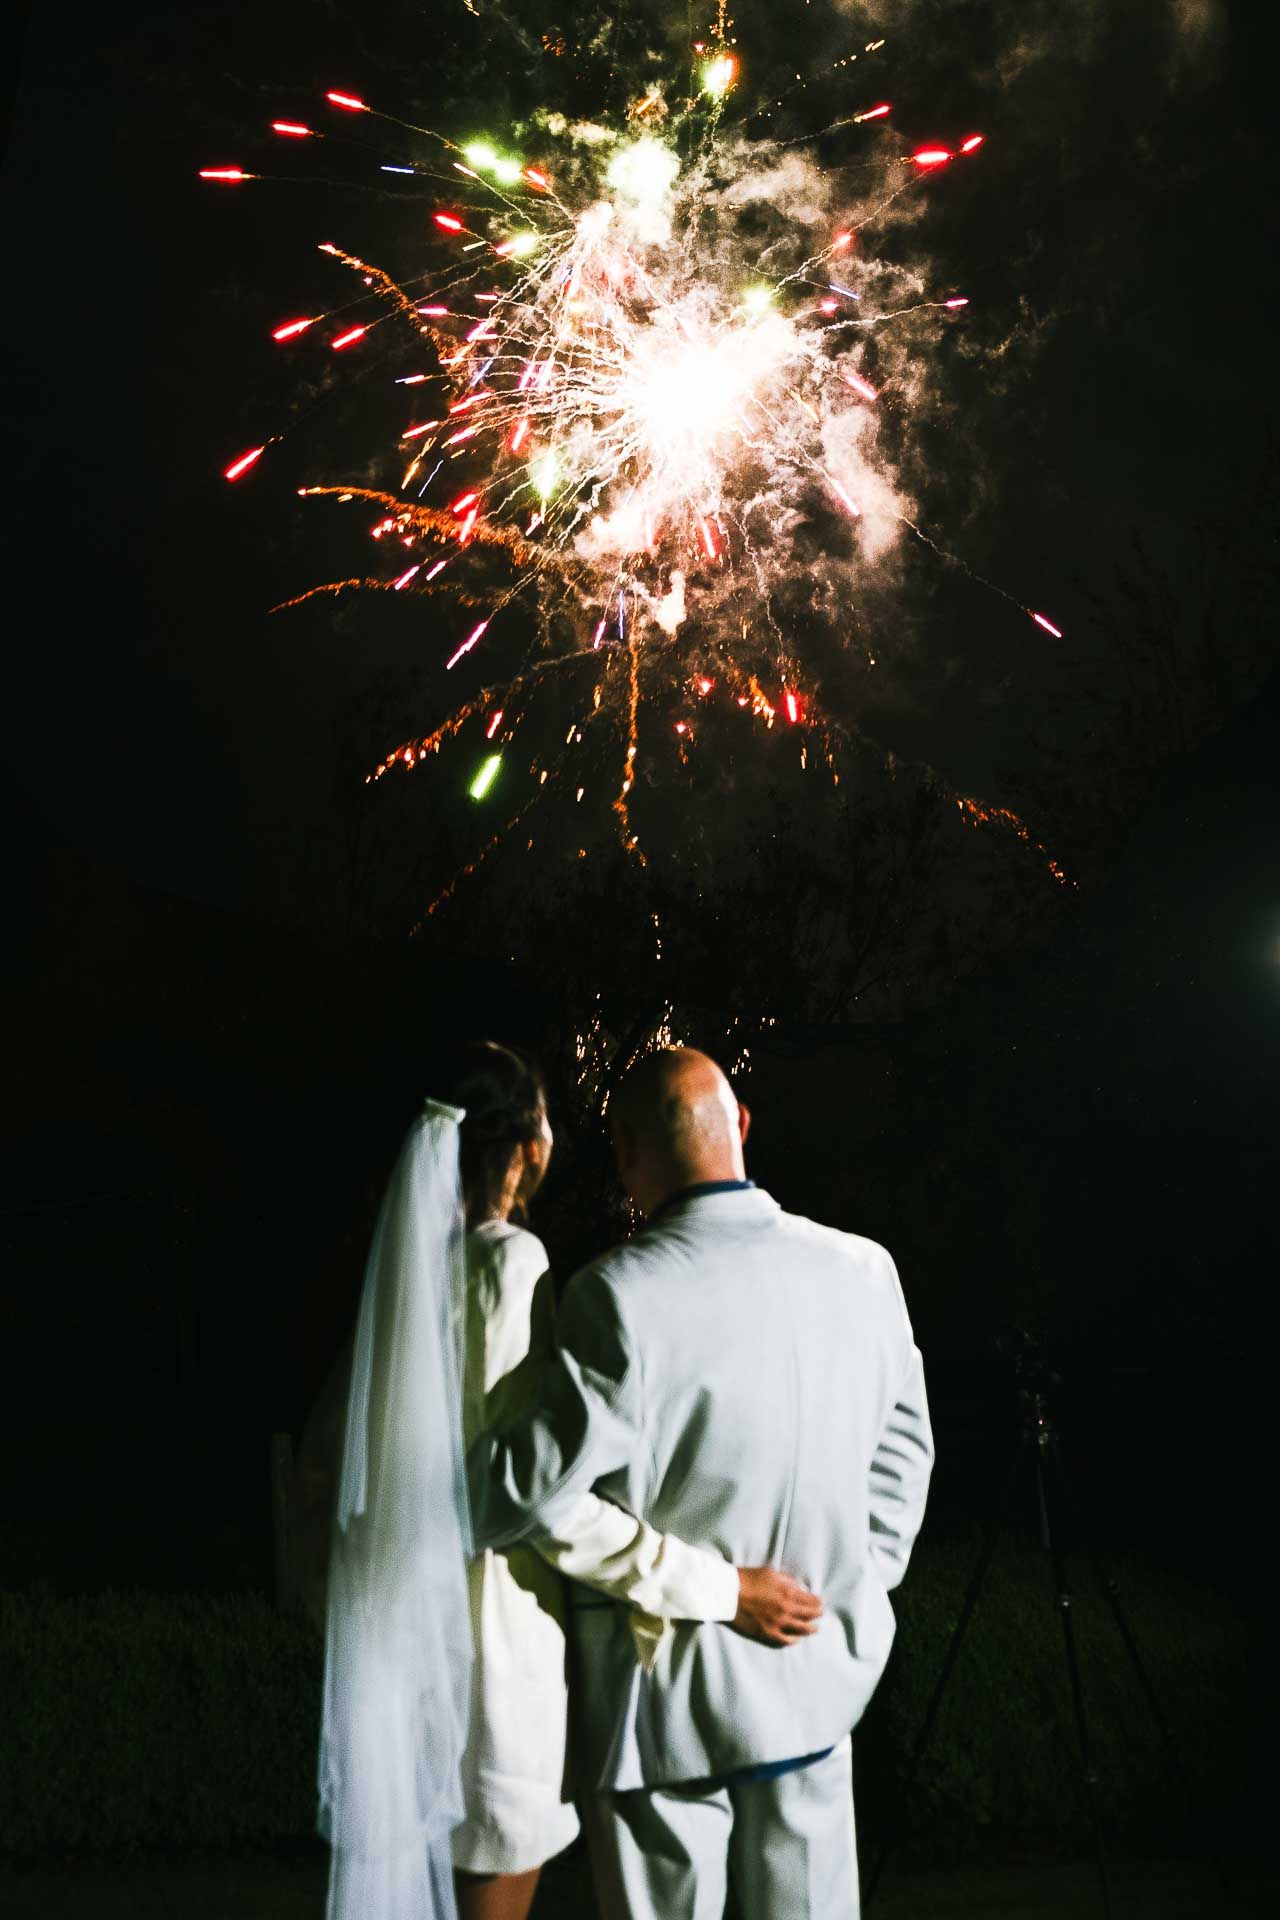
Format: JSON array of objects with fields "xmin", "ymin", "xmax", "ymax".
[{"xmin": 611, "ymin": 1048, "xmax": 750, "ymax": 1217}]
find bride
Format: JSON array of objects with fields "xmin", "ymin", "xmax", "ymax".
[{"xmin": 317, "ymin": 1041, "xmax": 820, "ymax": 1920}]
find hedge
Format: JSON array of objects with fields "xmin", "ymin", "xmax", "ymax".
[
  {"xmin": 858, "ymin": 1528, "xmax": 1246, "ymax": 1859},
  {"xmin": 0, "ymin": 1532, "xmax": 1246, "ymax": 1859},
  {"xmin": 2, "ymin": 1591, "xmax": 322, "ymax": 1855}
]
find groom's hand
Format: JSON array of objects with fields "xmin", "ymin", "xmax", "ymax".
[{"xmin": 731, "ymin": 1567, "xmax": 823, "ymax": 1647}]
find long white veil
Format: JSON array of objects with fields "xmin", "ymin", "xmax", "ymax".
[{"xmin": 318, "ymin": 1099, "xmax": 473, "ymax": 1920}]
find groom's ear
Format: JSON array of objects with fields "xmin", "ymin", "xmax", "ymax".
[{"xmin": 737, "ymin": 1101, "xmax": 752, "ymax": 1146}]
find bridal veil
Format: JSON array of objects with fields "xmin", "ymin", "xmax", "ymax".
[{"xmin": 318, "ymin": 1100, "xmax": 473, "ymax": 1920}]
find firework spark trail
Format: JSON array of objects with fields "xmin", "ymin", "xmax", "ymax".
[
  {"xmin": 612, "ymin": 641, "xmax": 645, "ymax": 865},
  {"xmin": 895, "ymin": 513, "xmax": 1064, "ymax": 634},
  {"xmin": 210, "ymin": 28, "xmax": 1065, "ymax": 909},
  {"xmin": 955, "ymin": 796, "xmax": 1072, "ymax": 887},
  {"xmin": 411, "ymin": 785, "xmax": 544, "ymax": 928}
]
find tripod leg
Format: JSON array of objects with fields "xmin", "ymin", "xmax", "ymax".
[
  {"xmin": 1036, "ymin": 1438, "xmax": 1113, "ymax": 1920},
  {"xmin": 1049, "ymin": 1444, "xmax": 1236, "ymax": 1902},
  {"xmin": 863, "ymin": 1437, "xmax": 1023, "ymax": 1911}
]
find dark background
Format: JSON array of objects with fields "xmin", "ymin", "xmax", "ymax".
[{"xmin": 1, "ymin": 0, "xmax": 1276, "ymax": 1625}]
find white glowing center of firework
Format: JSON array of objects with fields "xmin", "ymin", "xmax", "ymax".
[
  {"xmin": 635, "ymin": 340, "xmax": 745, "ymax": 448},
  {"xmin": 606, "ymin": 138, "xmax": 680, "ymax": 211},
  {"xmin": 624, "ymin": 303, "xmax": 799, "ymax": 506}
]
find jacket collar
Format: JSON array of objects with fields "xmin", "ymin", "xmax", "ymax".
[
  {"xmin": 644, "ymin": 1183, "xmax": 780, "ymax": 1230},
  {"xmin": 648, "ymin": 1178, "xmax": 755, "ymax": 1224}
]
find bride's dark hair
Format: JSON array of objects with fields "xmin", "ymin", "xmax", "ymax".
[{"xmin": 429, "ymin": 1040, "xmax": 547, "ymax": 1225}]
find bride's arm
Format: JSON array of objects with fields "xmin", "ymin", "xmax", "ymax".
[
  {"xmin": 532, "ymin": 1491, "xmax": 822, "ymax": 1647},
  {"xmin": 533, "ymin": 1492, "xmax": 739, "ymax": 1620}
]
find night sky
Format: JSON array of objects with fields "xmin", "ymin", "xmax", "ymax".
[{"xmin": 1, "ymin": 0, "xmax": 1276, "ymax": 1592}]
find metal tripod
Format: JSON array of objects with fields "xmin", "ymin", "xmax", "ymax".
[{"xmin": 863, "ymin": 1336, "xmax": 1233, "ymax": 1916}]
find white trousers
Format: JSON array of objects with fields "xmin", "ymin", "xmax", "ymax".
[{"xmin": 583, "ymin": 1739, "xmax": 858, "ymax": 1920}]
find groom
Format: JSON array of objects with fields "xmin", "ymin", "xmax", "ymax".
[{"xmin": 467, "ymin": 1047, "xmax": 933, "ymax": 1919}]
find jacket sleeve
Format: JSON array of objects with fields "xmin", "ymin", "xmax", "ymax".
[
  {"xmin": 466, "ymin": 1264, "xmax": 643, "ymax": 1551},
  {"xmin": 868, "ymin": 1281, "xmax": 935, "ymax": 1590},
  {"xmin": 533, "ymin": 1493, "xmax": 739, "ymax": 1619}
]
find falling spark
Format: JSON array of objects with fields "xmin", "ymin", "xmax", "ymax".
[
  {"xmin": 912, "ymin": 148, "xmax": 951, "ymax": 168},
  {"xmin": 393, "ymin": 564, "xmax": 420, "ymax": 589},
  {"xmin": 434, "ymin": 213, "xmax": 464, "ymax": 232},
  {"xmin": 485, "ymin": 710, "xmax": 504, "ymax": 739},
  {"xmin": 784, "ymin": 690, "xmax": 800, "ymax": 723},
  {"xmin": 331, "ymin": 325, "xmax": 366, "ymax": 349},
  {"xmin": 827, "ymin": 474, "xmax": 861, "ymax": 515},
  {"xmin": 272, "ymin": 318, "xmax": 315, "ymax": 341},
  {"xmin": 842, "ymin": 370, "xmax": 878, "ymax": 401},
  {"xmin": 272, "ymin": 122, "xmax": 314, "ymax": 137},
  {"xmin": 960, "ymin": 134, "xmax": 985, "ymax": 153},
  {"xmin": 945, "ymin": 296, "xmax": 969, "ymax": 308},
  {"xmin": 447, "ymin": 619, "xmax": 490, "ymax": 670},
  {"xmin": 854, "ymin": 103, "xmax": 892, "ymax": 122},
  {"xmin": 326, "ymin": 91, "xmax": 367, "ymax": 112},
  {"xmin": 702, "ymin": 54, "xmax": 737, "ymax": 97},
  {"xmin": 1031, "ymin": 611, "xmax": 1063, "ymax": 636},
  {"xmin": 469, "ymin": 754, "xmax": 502, "ymax": 800},
  {"xmin": 199, "ymin": 168, "xmax": 251, "ymax": 182},
  {"xmin": 224, "ymin": 446, "xmax": 264, "ymax": 481}
]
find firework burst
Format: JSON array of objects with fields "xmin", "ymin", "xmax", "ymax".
[{"xmin": 210, "ymin": 21, "xmax": 1068, "ymax": 905}]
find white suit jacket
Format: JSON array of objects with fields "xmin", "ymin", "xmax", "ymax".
[{"xmin": 469, "ymin": 1186, "xmax": 934, "ymax": 1792}]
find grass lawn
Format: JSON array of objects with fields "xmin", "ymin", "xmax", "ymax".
[
  {"xmin": 2, "ymin": 1526, "xmax": 1258, "ymax": 1903},
  {"xmin": 0, "ymin": 1843, "xmax": 1275, "ymax": 1919}
]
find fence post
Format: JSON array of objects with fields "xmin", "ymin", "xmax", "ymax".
[
  {"xmin": 270, "ymin": 1430, "xmax": 295, "ymax": 1609},
  {"xmin": 170, "ymin": 1184, "xmax": 204, "ymax": 1441}
]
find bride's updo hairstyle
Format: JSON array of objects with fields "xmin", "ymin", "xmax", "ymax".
[{"xmin": 430, "ymin": 1040, "xmax": 547, "ymax": 1225}]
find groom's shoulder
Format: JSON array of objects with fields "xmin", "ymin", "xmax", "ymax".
[
  {"xmin": 558, "ymin": 1230, "xmax": 673, "ymax": 1329},
  {"xmin": 778, "ymin": 1208, "xmax": 902, "ymax": 1288},
  {"xmin": 565, "ymin": 1233, "xmax": 656, "ymax": 1298},
  {"xmin": 566, "ymin": 1206, "xmax": 899, "ymax": 1298}
]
